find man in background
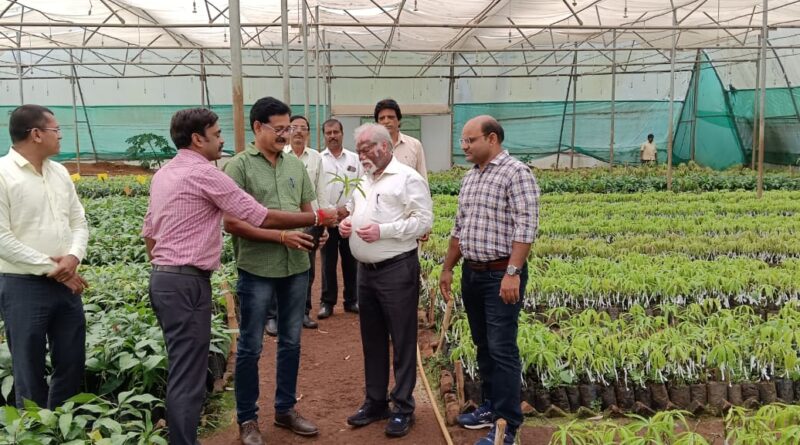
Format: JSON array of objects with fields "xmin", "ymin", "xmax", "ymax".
[
  {"xmin": 318, "ymin": 119, "xmax": 362, "ymax": 319},
  {"xmin": 374, "ymin": 99, "xmax": 427, "ymax": 180},
  {"xmin": 640, "ymin": 133, "xmax": 657, "ymax": 165}
]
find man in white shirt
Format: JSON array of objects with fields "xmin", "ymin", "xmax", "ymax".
[
  {"xmin": 640, "ymin": 133, "xmax": 657, "ymax": 165},
  {"xmin": 0, "ymin": 105, "xmax": 89, "ymax": 409},
  {"xmin": 340, "ymin": 123, "xmax": 432, "ymax": 438},
  {"xmin": 374, "ymin": 99, "xmax": 427, "ymax": 180},
  {"xmin": 318, "ymin": 119, "xmax": 362, "ymax": 319},
  {"xmin": 279, "ymin": 114, "xmax": 329, "ymax": 330}
]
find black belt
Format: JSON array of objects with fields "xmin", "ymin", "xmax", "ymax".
[
  {"xmin": 0, "ymin": 272, "xmax": 48, "ymax": 280},
  {"xmin": 360, "ymin": 249, "xmax": 417, "ymax": 271},
  {"xmin": 152, "ymin": 264, "xmax": 212, "ymax": 278},
  {"xmin": 464, "ymin": 257, "xmax": 510, "ymax": 272}
]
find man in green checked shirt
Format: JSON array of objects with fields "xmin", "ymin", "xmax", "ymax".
[{"xmin": 222, "ymin": 97, "xmax": 323, "ymax": 444}]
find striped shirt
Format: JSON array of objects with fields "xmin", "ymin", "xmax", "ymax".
[
  {"xmin": 141, "ymin": 149, "xmax": 269, "ymax": 271},
  {"xmin": 452, "ymin": 151, "xmax": 540, "ymax": 262}
]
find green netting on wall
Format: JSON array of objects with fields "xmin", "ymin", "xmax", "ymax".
[
  {"xmin": 673, "ymin": 52, "xmax": 746, "ymax": 170},
  {"xmin": 729, "ymin": 86, "xmax": 800, "ymax": 166},
  {"xmin": 452, "ymin": 101, "xmax": 681, "ymax": 166},
  {"xmin": 0, "ymin": 104, "xmax": 326, "ymax": 161}
]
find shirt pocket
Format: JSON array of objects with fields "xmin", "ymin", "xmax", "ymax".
[{"xmin": 370, "ymin": 189, "xmax": 404, "ymax": 224}]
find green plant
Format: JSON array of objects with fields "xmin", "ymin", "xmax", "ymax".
[
  {"xmin": 125, "ymin": 133, "xmax": 175, "ymax": 169},
  {"xmin": 327, "ymin": 173, "xmax": 365, "ymax": 202}
]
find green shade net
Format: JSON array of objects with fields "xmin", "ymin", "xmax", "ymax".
[
  {"xmin": 673, "ymin": 52, "xmax": 746, "ymax": 170},
  {"xmin": 452, "ymin": 101, "xmax": 680, "ymax": 166},
  {"xmin": 730, "ymin": 86, "xmax": 800, "ymax": 166},
  {"xmin": 0, "ymin": 104, "xmax": 327, "ymax": 161}
]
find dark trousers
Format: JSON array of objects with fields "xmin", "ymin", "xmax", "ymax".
[
  {"xmin": 461, "ymin": 264, "xmax": 527, "ymax": 429},
  {"xmin": 357, "ymin": 252, "xmax": 419, "ymax": 414},
  {"xmin": 321, "ymin": 227, "xmax": 357, "ymax": 307},
  {"xmin": 267, "ymin": 249, "xmax": 315, "ymax": 320},
  {"xmin": 0, "ymin": 274, "xmax": 85, "ymax": 409},
  {"xmin": 149, "ymin": 271, "xmax": 212, "ymax": 445}
]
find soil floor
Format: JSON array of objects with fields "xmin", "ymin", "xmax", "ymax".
[
  {"xmin": 201, "ymin": 253, "xmax": 446, "ymax": 445},
  {"xmin": 63, "ymin": 161, "xmax": 152, "ymax": 176},
  {"xmin": 198, "ymin": 252, "xmax": 729, "ymax": 445}
]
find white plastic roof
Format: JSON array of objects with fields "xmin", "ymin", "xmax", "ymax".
[
  {"xmin": 0, "ymin": 0, "xmax": 798, "ymax": 81},
  {"xmin": 1, "ymin": 0, "xmax": 798, "ymax": 51}
]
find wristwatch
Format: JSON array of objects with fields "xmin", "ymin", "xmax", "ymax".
[{"xmin": 506, "ymin": 265, "xmax": 522, "ymax": 276}]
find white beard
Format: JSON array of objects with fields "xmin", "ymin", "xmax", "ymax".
[{"xmin": 362, "ymin": 161, "xmax": 377, "ymax": 176}]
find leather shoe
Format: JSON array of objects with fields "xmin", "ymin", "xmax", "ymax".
[
  {"xmin": 265, "ymin": 318, "xmax": 277, "ymax": 337},
  {"xmin": 344, "ymin": 303, "xmax": 359, "ymax": 314},
  {"xmin": 303, "ymin": 314, "xmax": 318, "ymax": 329},
  {"xmin": 317, "ymin": 304, "xmax": 333, "ymax": 319},
  {"xmin": 274, "ymin": 408, "xmax": 319, "ymax": 436},
  {"xmin": 385, "ymin": 412, "xmax": 414, "ymax": 437},
  {"xmin": 347, "ymin": 402, "xmax": 390, "ymax": 427},
  {"xmin": 239, "ymin": 419, "xmax": 264, "ymax": 445}
]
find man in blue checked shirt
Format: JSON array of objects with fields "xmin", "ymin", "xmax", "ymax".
[{"xmin": 439, "ymin": 115, "xmax": 540, "ymax": 445}]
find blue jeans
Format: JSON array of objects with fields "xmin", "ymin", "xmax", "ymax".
[
  {"xmin": 461, "ymin": 264, "xmax": 527, "ymax": 428},
  {"xmin": 235, "ymin": 269, "xmax": 308, "ymax": 423}
]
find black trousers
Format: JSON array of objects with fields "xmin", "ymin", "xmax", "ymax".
[
  {"xmin": 357, "ymin": 251, "xmax": 419, "ymax": 414},
  {"xmin": 321, "ymin": 227, "xmax": 358, "ymax": 307},
  {"xmin": 149, "ymin": 270, "xmax": 211, "ymax": 445},
  {"xmin": 0, "ymin": 274, "xmax": 85, "ymax": 409}
]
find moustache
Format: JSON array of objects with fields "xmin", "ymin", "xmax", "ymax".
[{"xmin": 276, "ymin": 138, "xmax": 286, "ymax": 144}]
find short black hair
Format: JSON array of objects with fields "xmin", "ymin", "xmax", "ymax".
[
  {"xmin": 290, "ymin": 115, "xmax": 310, "ymax": 128},
  {"xmin": 322, "ymin": 118, "xmax": 343, "ymax": 132},
  {"xmin": 250, "ymin": 97, "xmax": 291, "ymax": 131},
  {"xmin": 481, "ymin": 118, "xmax": 505, "ymax": 144},
  {"xmin": 9, "ymin": 104, "xmax": 54, "ymax": 143},
  {"xmin": 170, "ymin": 108, "xmax": 219, "ymax": 149},
  {"xmin": 647, "ymin": 133, "xmax": 654, "ymax": 139},
  {"xmin": 374, "ymin": 99, "xmax": 402, "ymax": 122}
]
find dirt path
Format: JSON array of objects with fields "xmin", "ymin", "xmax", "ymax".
[{"xmin": 202, "ymin": 254, "xmax": 445, "ymax": 445}]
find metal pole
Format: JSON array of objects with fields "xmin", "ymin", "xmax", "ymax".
[
  {"xmin": 556, "ymin": 51, "xmax": 576, "ymax": 170},
  {"xmin": 230, "ymin": 0, "xmax": 245, "ymax": 153},
  {"xmin": 667, "ymin": 14, "xmax": 678, "ymax": 191},
  {"xmin": 315, "ymin": 5, "xmax": 321, "ymax": 151},
  {"xmin": 200, "ymin": 49, "xmax": 207, "ymax": 107},
  {"xmin": 302, "ymin": 0, "xmax": 309, "ymax": 119},
  {"xmin": 751, "ymin": 36, "xmax": 760, "ymax": 170},
  {"xmin": 326, "ymin": 41, "xmax": 332, "ymax": 119},
  {"xmin": 609, "ymin": 29, "xmax": 616, "ymax": 168},
  {"xmin": 69, "ymin": 61, "xmax": 81, "ymax": 174},
  {"xmin": 448, "ymin": 52, "xmax": 456, "ymax": 168},
  {"xmin": 570, "ymin": 74, "xmax": 578, "ymax": 169},
  {"xmin": 281, "ymin": 0, "xmax": 290, "ymax": 105},
  {"xmin": 16, "ymin": 30, "xmax": 23, "ymax": 104},
  {"xmin": 690, "ymin": 49, "xmax": 701, "ymax": 161},
  {"xmin": 756, "ymin": 0, "xmax": 768, "ymax": 198}
]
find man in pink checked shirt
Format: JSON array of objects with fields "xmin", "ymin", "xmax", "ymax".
[{"xmin": 141, "ymin": 108, "xmax": 336, "ymax": 445}]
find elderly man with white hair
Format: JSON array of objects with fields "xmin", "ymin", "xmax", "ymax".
[{"xmin": 339, "ymin": 123, "xmax": 432, "ymax": 438}]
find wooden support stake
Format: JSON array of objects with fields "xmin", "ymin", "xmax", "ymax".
[
  {"xmin": 455, "ymin": 360, "xmax": 465, "ymax": 408},
  {"xmin": 416, "ymin": 344, "xmax": 455, "ymax": 445},
  {"xmin": 437, "ymin": 299, "xmax": 454, "ymax": 353},
  {"xmin": 494, "ymin": 419, "xmax": 507, "ymax": 445},
  {"xmin": 427, "ymin": 286, "xmax": 437, "ymax": 328}
]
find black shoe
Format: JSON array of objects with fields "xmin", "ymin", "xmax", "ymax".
[
  {"xmin": 385, "ymin": 413, "xmax": 414, "ymax": 437},
  {"xmin": 265, "ymin": 318, "xmax": 277, "ymax": 337},
  {"xmin": 317, "ymin": 304, "xmax": 333, "ymax": 319},
  {"xmin": 344, "ymin": 303, "xmax": 359, "ymax": 314},
  {"xmin": 303, "ymin": 314, "xmax": 318, "ymax": 329},
  {"xmin": 347, "ymin": 402, "xmax": 390, "ymax": 427}
]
